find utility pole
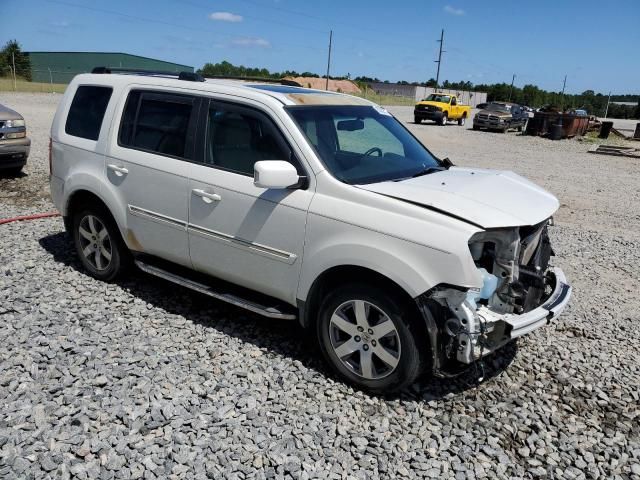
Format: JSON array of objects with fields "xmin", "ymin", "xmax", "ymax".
[
  {"xmin": 325, "ymin": 30, "xmax": 332, "ymax": 91},
  {"xmin": 560, "ymin": 74, "xmax": 567, "ymax": 110},
  {"xmin": 434, "ymin": 29, "xmax": 444, "ymax": 90},
  {"xmin": 604, "ymin": 91, "xmax": 611, "ymax": 118},
  {"xmin": 508, "ymin": 74, "xmax": 516, "ymax": 101},
  {"xmin": 11, "ymin": 51, "xmax": 16, "ymax": 91}
]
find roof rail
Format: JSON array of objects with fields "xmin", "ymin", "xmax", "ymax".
[
  {"xmin": 91, "ymin": 66, "xmax": 205, "ymax": 82},
  {"xmin": 200, "ymin": 74, "xmax": 301, "ymax": 87}
]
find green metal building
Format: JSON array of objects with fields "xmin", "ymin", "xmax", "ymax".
[{"xmin": 25, "ymin": 52, "xmax": 194, "ymax": 84}]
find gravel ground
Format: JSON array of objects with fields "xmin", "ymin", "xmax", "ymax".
[{"xmin": 1, "ymin": 92, "xmax": 639, "ymax": 479}]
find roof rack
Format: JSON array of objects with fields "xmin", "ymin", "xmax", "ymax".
[
  {"xmin": 90, "ymin": 67, "xmax": 303, "ymax": 87},
  {"xmin": 199, "ymin": 74, "xmax": 301, "ymax": 87},
  {"xmin": 91, "ymin": 66, "xmax": 205, "ymax": 82}
]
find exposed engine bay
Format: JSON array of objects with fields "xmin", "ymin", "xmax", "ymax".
[{"xmin": 418, "ymin": 218, "xmax": 571, "ymax": 374}]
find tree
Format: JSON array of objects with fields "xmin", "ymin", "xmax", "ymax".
[{"xmin": 0, "ymin": 39, "xmax": 31, "ymax": 81}]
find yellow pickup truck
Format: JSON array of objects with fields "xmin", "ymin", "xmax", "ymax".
[{"xmin": 414, "ymin": 93, "xmax": 471, "ymax": 126}]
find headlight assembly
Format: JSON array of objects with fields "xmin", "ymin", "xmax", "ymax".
[{"xmin": 4, "ymin": 119, "xmax": 26, "ymax": 128}]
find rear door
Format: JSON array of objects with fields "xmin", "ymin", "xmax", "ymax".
[{"xmin": 106, "ymin": 88, "xmax": 201, "ymax": 267}]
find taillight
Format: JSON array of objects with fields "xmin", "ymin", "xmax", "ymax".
[{"xmin": 48, "ymin": 137, "xmax": 52, "ymax": 175}]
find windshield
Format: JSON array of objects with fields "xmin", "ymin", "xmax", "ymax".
[
  {"xmin": 425, "ymin": 94, "xmax": 451, "ymax": 103},
  {"xmin": 287, "ymin": 105, "xmax": 441, "ymax": 185},
  {"xmin": 485, "ymin": 103, "xmax": 511, "ymax": 112}
]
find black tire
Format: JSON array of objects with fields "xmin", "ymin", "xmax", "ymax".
[
  {"xmin": 316, "ymin": 283, "xmax": 425, "ymax": 394},
  {"xmin": 1, "ymin": 166, "xmax": 23, "ymax": 176},
  {"xmin": 473, "ymin": 124, "xmax": 480, "ymax": 130},
  {"xmin": 439, "ymin": 113, "xmax": 448, "ymax": 126},
  {"xmin": 414, "ymin": 116, "xmax": 421, "ymax": 124},
  {"xmin": 458, "ymin": 115, "xmax": 466, "ymax": 126},
  {"xmin": 72, "ymin": 204, "xmax": 130, "ymax": 281}
]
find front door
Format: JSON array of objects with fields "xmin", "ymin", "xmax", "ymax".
[
  {"xmin": 107, "ymin": 89, "xmax": 200, "ymax": 267},
  {"xmin": 188, "ymin": 99, "xmax": 313, "ymax": 304}
]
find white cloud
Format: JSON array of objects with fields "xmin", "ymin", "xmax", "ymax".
[
  {"xmin": 209, "ymin": 12, "xmax": 243, "ymax": 22},
  {"xmin": 231, "ymin": 37, "xmax": 271, "ymax": 48},
  {"xmin": 444, "ymin": 5, "xmax": 465, "ymax": 15}
]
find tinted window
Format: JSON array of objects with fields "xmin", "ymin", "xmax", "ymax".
[
  {"xmin": 65, "ymin": 86, "xmax": 112, "ymax": 140},
  {"xmin": 119, "ymin": 91, "xmax": 193, "ymax": 158},
  {"xmin": 205, "ymin": 104, "xmax": 295, "ymax": 176}
]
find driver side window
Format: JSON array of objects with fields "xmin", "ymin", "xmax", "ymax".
[
  {"xmin": 451, "ymin": 97, "xmax": 457, "ymax": 106},
  {"xmin": 204, "ymin": 102, "xmax": 303, "ymax": 176},
  {"xmin": 334, "ymin": 117, "xmax": 403, "ymax": 156}
]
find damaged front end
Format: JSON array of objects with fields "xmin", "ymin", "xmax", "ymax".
[{"xmin": 416, "ymin": 219, "xmax": 572, "ymax": 376}]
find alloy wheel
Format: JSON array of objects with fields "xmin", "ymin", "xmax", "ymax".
[
  {"xmin": 78, "ymin": 214, "xmax": 112, "ymax": 271},
  {"xmin": 328, "ymin": 299, "xmax": 401, "ymax": 380}
]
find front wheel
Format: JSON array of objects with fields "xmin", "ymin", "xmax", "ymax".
[
  {"xmin": 72, "ymin": 205, "xmax": 129, "ymax": 281},
  {"xmin": 414, "ymin": 116, "xmax": 421, "ymax": 124},
  {"xmin": 316, "ymin": 284, "xmax": 425, "ymax": 393},
  {"xmin": 439, "ymin": 113, "xmax": 448, "ymax": 126}
]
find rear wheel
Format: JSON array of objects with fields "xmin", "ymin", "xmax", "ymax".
[
  {"xmin": 458, "ymin": 114, "xmax": 466, "ymax": 126},
  {"xmin": 439, "ymin": 112, "xmax": 448, "ymax": 126},
  {"xmin": 316, "ymin": 283, "xmax": 424, "ymax": 393},
  {"xmin": 72, "ymin": 205, "xmax": 129, "ymax": 281},
  {"xmin": 414, "ymin": 116, "xmax": 421, "ymax": 124}
]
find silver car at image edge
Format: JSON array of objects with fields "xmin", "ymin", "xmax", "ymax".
[
  {"xmin": 0, "ymin": 103, "xmax": 31, "ymax": 174},
  {"xmin": 49, "ymin": 69, "xmax": 572, "ymax": 393}
]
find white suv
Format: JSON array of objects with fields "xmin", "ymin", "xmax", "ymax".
[{"xmin": 50, "ymin": 69, "xmax": 571, "ymax": 393}]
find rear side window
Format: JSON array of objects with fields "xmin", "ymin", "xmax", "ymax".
[
  {"xmin": 65, "ymin": 86, "xmax": 112, "ymax": 140},
  {"xmin": 119, "ymin": 90, "xmax": 194, "ymax": 158}
]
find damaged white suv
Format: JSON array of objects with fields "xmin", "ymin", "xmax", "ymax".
[{"xmin": 50, "ymin": 69, "xmax": 571, "ymax": 393}]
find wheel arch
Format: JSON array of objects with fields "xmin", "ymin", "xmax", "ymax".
[
  {"xmin": 298, "ymin": 264, "xmax": 421, "ymax": 330},
  {"xmin": 64, "ymin": 187, "xmax": 129, "ymax": 247}
]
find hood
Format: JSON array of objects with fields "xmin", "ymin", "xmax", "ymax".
[
  {"xmin": 416, "ymin": 101, "xmax": 445, "ymax": 108},
  {"xmin": 357, "ymin": 167, "xmax": 559, "ymax": 228},
  {"xmin": 0, "ymin": 104, "xmax": 23, "ymax": 121},
  {"xmin": 477, "ymin": 109, "xmax": 511, "ymax": 118}
]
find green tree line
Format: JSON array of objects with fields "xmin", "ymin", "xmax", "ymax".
[
  {"xmin": 0, "ymin": 39, "xmax": 31, "ymax": 81},
  {"xmin": 198, "ymin": 60, "xmax": 639, "ymax": 118}
]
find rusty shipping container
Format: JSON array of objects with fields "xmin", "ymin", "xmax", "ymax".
[{"xmin": 526, "ymin": 112, "xmax": 590, "ymax": 139}]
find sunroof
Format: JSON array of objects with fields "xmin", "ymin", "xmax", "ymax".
[{"xmin": 247, "ymin": 84, "xmax": 333, "ymax": 94}]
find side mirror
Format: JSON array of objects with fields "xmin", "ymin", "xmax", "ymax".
[{"xmin": 254, "ymin": 161, "xmax": 300, "ymax": 189}]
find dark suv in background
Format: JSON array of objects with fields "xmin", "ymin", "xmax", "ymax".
[
  {"xmin": 0, "ymin": 103, "xmax": 30, "ymax": 174},
  {"xmin": 473, "ymin": 102, "xmax": 529, "ymax": 133}
]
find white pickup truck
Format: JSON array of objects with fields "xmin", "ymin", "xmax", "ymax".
[{"xmin": 49, "ymin": 68, "xmax": 571, "ymax": 393}]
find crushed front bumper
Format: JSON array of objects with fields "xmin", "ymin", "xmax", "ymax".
[
  {"xmin": 504, "ymin": 267, "xmax": 571, "ymax": 338},
  {"xmin": 417, "ymin": 266, "xmax": 572, "ymax": 375},
  {"xmin": 464, "ymin": 267, "xmax": 571, "ymax": 363}
]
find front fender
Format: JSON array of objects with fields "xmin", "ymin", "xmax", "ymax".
[{"xmin": 297, "ymin": 212, "xmax": 482, "ymax": 302}]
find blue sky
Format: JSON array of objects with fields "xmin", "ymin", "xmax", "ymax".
[{"xmin": 2, "ymin": 0, "xmax": 639, "ymax": 94}]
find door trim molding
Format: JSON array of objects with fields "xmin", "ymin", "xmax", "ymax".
[
  {"xmin": 188, "ymin": 223, "xmax": 297, "ymax": 264},
  {"xmin": 128, "ymin": 205, "xmax": 187, "ymax": 230}
]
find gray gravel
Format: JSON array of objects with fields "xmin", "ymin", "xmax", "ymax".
[{"xmin": 1, "ymin": 93, "xmax": 639, "ymax": 479}]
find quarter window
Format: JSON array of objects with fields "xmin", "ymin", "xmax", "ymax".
[
  {"xmin": 65, "ymin": 86, "xmax": 112, "ymax": 140},
  {"xmin": 205, "ymin": 104, "xmax": 297, "ymax": 176},
  {"xmin": 119, "ymin": 91, "xmax": 194, "ymax": 158}
]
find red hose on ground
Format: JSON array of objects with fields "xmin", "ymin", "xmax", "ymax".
[{"xmin": 0, "ymin": 212, "xmax": 61, "ymax": 225}]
